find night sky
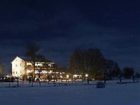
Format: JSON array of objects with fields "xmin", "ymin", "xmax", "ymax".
[{"xmin": 0, "ymin": 0, "xmax": 140, "ymax": 72}]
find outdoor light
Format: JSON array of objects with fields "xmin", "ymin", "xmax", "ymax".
[
  {"xmin": 42, "ymin": 70, "xmax": 47, "ymax": 74},
  {"xmin": 85, "ymin": 74, "xmax": 89, "ymax": 78},
  {"xmin": 35, "ymin": 70, "xmax": 39, "ymax": 74},
  {"xmin": 49, "ymin": 70, "xmax": 52, "ymax": 74},
  {"xmin": 60, "ymin": 75, "xmax": 63, "ymax": 78},
  {"xmin": 73, "ymin": 74, "xmax": 78, "ymax": 78},
  {"xmin": 66, "ymin": 74, "xmax": 69, "ymax": 79},
  {"xmin": 27, "ymin": 70, "xmax": 32, "ymax": 74}
]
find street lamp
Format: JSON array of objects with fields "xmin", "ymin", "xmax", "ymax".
[
  {"xmin": 85, "ymin": 74, "xmax": 89, "ymax": 84},
  {"xmin": 66, "ymin": 74, "xmax": 69, "ymax": 79},
  {"xmin": 85, "ymin": 74, "xmax": 89, "ymax": 78},
  {"xmin": 66, "ymin": 74, "xmax": 69, "ymax": 83}
]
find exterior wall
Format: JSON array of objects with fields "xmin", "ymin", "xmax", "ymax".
[{"xmin": 12, "ymin": 57, "xmax": 25, "ymax": 77}]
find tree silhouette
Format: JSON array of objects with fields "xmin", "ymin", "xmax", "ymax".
[
  {"xmin": 0, "ymin": 63, "xmax": 4, "ymax": 77},
  {"xmin": 25, "ymin": 41, "xmax": 40, "ymax": 86},
  {"xmin": 123, "ymin": 67, "xmax": 134, "ymax": 79},
  {"xmin": 69, "ymin": 48, "xmax": 122, "ymax": 83},
  {"xmin": 69, "ymin": 48, "xmax": 106, "ymax": 78},
  {"xmin": 105, "ymin": 60, "xmax": 121, "ymax": 79}
]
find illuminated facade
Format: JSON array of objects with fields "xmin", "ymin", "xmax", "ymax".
[
  {"xmin": 11, "ymin": 56, "xmax": 55, "ymax": 78},
  {"xmin": 11, "ymin": 56, "xmax": 26, "ymax": 77}
]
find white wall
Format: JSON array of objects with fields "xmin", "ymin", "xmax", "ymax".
[{"xmin": 11, "ymin": 57, "xmax": 25, "ymax": 77}]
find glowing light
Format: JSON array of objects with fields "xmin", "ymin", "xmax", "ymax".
[
  {"xmin": 42, "ymin": 70, "xmax": 48, "ymax": 74},
  {"xmin": 49, "ymin": 70, "xmax": 53, "ymax": 74},
  {"xmin": 60, "ymin": 75, "xmax": 63, "ymax": 78},
  {"xmin": 73, "ymin": 74, "xmax": 78, "ymax": 78},
  {"xmin": 66, "ymin": 74, "xmax": 69, "ymax": 79},
  {"xmin": 85, "ymin": 74, "xmax": 89, "ymax": 78},
  {"xmin": 35, "ymin": 70, "xmax": 39, "ymax": 74},
  {"xmin": 26, "ymin": 70, "xmax": 33, "ymax": 74},
  {"xmin": 26, "ymin": 62, "xmax": 32, "ymax": 66}
]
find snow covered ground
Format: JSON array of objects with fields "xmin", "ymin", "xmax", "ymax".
[{"xmin": 0, "ymin": 81, "xmax": 140, "ymax": 105}]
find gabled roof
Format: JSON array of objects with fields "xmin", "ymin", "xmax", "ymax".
[
  {"xmin": 11, "ymin": 56, "xmax": 25, "ymax": 63},
  {"xmin": 12, "ymin": 56, "xmax": 54, "ymax": 64}
]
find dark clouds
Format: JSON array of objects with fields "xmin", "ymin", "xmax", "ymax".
[{"xmin": 0, "ymin": 0, "xmax": 140, "ymax": 71}]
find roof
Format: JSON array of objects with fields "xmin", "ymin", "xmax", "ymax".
[
  {"xmin": 12, "ymin": 56, "xmax": 54, "ymax": 63},
  {"xmin": 11, "ymin": 56, "xmax": 25, "ymax": 63}
]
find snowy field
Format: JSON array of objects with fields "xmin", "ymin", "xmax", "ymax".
[{"xmin": 0, "ymin": 81, "xmax": 140, "ymax": 105}]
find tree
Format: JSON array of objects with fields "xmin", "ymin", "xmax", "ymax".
[
  {"xmin": 123, "ymin": 67, "xmax": 134, "ymax": 79},
  {"xmin": 25, "ymin": 41, "xmax": 40, "ymax": 86},
  {"xmin": 69, "ymin": 48, "xmax": 106, "ymax": 78},
  {"xmin": 35, "ymin": 54, "xmax": 46, "ymax": 86},
  {"xmin": 69, "ymin": 49, "xmax": 85, "ymax": 74},
  {"xmin": 119, "ymin": 71, "xmax": 123, "ymax": 83},
  {"xmin": 0, "ymin": 63, "xmax": 4, "ymax": 77},
  {"xmin": 105, "ymin": 60, "xmax": 121, "ymax": 79},
  {"xmin": 135, "ymin": 72, "xmax": 140, "ymax": 78}
]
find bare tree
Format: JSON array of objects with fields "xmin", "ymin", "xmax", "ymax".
[
  {"xmin": 69, "ymin": 48, "xmax": 107, "ymax": 84},
  {"xmin": 25, "ymin": 41, "xmax": 40, "ymax": 86}
]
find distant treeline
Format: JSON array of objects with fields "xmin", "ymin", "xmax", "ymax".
[{"xmin": 68, "ymin": 48, "xmax": 138, "ymax": 80}]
